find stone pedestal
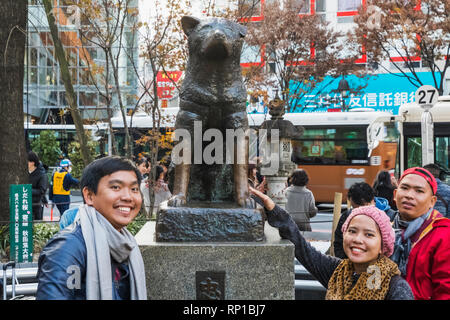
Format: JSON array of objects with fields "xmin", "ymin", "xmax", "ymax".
[
  {"xmin": 155, "ymin": 201, "xmax": 265, "ymax": 242},
  {"xmin": 135, "ymin": 221, "xmax": 295, "ymax": 300}
]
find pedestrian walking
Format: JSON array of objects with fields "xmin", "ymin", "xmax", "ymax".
[
  {"xmin": 36, "ymin": 156, "xmax": 147, "ymax": 300},
  {"xmin": 136, "ymin": 157, "xmax": 151, "ymax": 216},
  {"xmin": 285, "ymin": 169, "xmax": 318, "ymax": 231},
  {"xmin": 49, "ymin": 158, "xmax": 79, "ymax": 218},
  {"xmin": 28, "ymin": 151, "xmax": 48, "ymax": 220},
  {"xmin": 250, "ymin": 187, "xmax": 413, "ymax": 300},
  {"xmin": 390, "ymin": 167, "xmax": 450, "ymax": 300}
]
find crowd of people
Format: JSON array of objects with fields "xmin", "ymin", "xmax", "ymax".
[
  {"xmin": 250, "ymin": 165, "xmax": 450, "ymax": 300},
  {"xmin": 27, "ymin": 151, "xmax": 450, "ymax": 300}
]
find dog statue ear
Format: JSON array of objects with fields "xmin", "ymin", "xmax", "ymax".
[
  {"xmin": 181, "ymin": 16, "xmax": 201, "ymax": 36},
  {"xmin": 238, "ymin": 24, "xmax": 247, "ymax": 38}
]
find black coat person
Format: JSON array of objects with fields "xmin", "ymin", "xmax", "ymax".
[{"xmin": 28, "ymin": 151, "xmax": 49, "ymax": 220}]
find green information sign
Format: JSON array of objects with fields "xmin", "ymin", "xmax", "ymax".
[{"xmin": 9, "ymin": 184, "xmax": 34, "ymax": 262}]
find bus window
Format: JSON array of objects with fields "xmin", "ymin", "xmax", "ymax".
[
  {"xmin": 436, "ymin": 137, "xmax": 449, "ymax": 168},
  {"xmin": 291, "ymin": 126, "xmax": 369, "ymax": 165},
  {"xmin": 405, "ymin": 136, "xmax": 450, "ymax": 170},
  {"xmin": 406, "ymin": 137, "xmax": 422, "ymax": 168},
  {"xmin": 385, "ymin": 123, "xmax": 399, "ymax": 142}
]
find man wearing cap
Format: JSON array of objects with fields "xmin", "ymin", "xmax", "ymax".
[
  {"xmin": 390, "ymin": 167, "xmax": 450, "ymax": 300},
  {"xmin": 50, "ymin": 159, "xmax": 79, "ymax": 218}
]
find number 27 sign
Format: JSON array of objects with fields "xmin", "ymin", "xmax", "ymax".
[{"xmin": 415, "ymin": 85, "xmax": 439, "ymax": 106}]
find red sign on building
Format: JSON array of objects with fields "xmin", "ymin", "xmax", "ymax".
[{"xmin": 156, "ymin": 71, "xmax": 182, "ymax": 99}]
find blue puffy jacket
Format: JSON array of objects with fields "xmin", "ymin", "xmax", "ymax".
[{"xmin": 36, "ymin": 222, "xmax": 131, "ymax": 300}]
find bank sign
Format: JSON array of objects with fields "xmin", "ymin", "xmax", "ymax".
[
  {"xmin": 247, "ymin": 72, "xmax": 440, "ymax": 115},
  {"xmin": 9, "ymin": 184, "xmax": 33, "ymax": 262}
]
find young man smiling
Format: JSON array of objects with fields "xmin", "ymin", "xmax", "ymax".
[
  {"xmin": 390, "ymin": 167, "xmax": 450, "ymax": 300},
  {"xmin": 36, "ymin": 156, "xmax": 147, "ymax": 300}
]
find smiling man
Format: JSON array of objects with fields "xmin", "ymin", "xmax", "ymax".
[
  {"xmin": 36, "ymin": 156, "xmax": 147, "ymax": 300},
  {"xmin": 390, "ymin": 167, "xmax": 450, "ymax": 300}
]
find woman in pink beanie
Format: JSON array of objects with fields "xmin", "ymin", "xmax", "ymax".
[
  {"xmin": 250, "ymin": 187, "xmax": 414, "ymax": 300},
  {"xmin": 342, "ymin": 205, "xmax": 395, "ymax": 259}
]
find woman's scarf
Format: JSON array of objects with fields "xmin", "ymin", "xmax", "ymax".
[
  {"xmin": 390, "ymin": 208, "xmax": 432, "ymax": 276},
  {"xmin": 325, "ymin": 255, "xmax": 400, "ymax": 300},
  {"xmin": 77, "ymin": 204, "xmax": 147, "ymax": 300}
]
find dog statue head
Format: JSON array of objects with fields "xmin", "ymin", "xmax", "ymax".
[{"xmin": 181, "ymin": 16, "xmax": 247, "ymax": 61}]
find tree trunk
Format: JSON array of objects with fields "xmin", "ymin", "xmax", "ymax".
[
  {"xmin": 0, "ymin": 0, "xmax": 28, "ymax": 225},
  {"xmin": 42, "ymin": 0, "xmax": 92, "ymax": 166},
  {"xmin": 108, "ymin": 49, "xmax": 133, "ymax": 159},
  {"xmin": 103, "ymin": 51, "xmax": 118, "ymax": 155}
]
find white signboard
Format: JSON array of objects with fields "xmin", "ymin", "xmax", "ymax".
[
  {"xmin": 415, "ymin": 85, "xmax": 438, "ymax": 166},
  {"xmin": 415, "ymin": 85, "xmax": 439, "ymax": 107}
]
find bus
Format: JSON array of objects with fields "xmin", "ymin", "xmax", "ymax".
[
  {"xmin": 24, "ymin": 109, "xmax": 178, "ymax": 161},
  {"xmin": 109, "ymin": 109, "xmax": 399, "ymax": 204},
  {"xmin": 248, "ymin": 111, "xmax": 399, "ymax": 204},
  {"xmin": 395, "ymin": 95, "xmax": 450, "ymax": 183},
  {"xmin": 109, "ymin": 108, "xmax": 179, "ymax": 159},
  {"xmin": 25, "ymin": 122, "xmax": 109, "ymax": 159},
  {"xmin": 29, "ymin": 108, "xmax": 399, "ymax": 204}
]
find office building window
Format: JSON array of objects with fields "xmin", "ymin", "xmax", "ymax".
[
  {"xmin": 338, "ymin": 0, "xmax": 362, "ymax": 12},
  {"xmin": 294, "ymin": 0, "xmax": 310, "ymax": 13},
  {"xmin": 239, "ymin": 0, "xmax": 262, "ymax": 20},
  {"xmin": 316, "ymin": 0, "xmax": 326, "ymax": 12}
]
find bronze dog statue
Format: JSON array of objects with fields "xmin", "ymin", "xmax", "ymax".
[{"xmin": 168, "ymin": 16, "xmax": 253, "ymax": 208}]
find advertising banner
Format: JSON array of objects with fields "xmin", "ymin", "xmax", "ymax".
[
  {"xmin": 156, "ymin": 71, "xmax": 183, "ymax": 99},
  {"xmin": 266, "ymin": 71, "xmax": 442, "ymax": 115}
]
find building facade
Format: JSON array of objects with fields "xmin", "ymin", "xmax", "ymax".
[
  {"xmin": 25, "ymin": 0, "xmax": 139, "ymax": 124},
  {"xmin": 143, "ymin": 0, "xmax": 449, "ymax": 115}
]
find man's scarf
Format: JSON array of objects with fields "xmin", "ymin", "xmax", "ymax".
[
  {"xmin": 77, "ymin": 204, "xmax": 147, "ymax": 300},
  {"xmin": 390, "ymin": 208, "xmax": 433, "ymax": 276}
]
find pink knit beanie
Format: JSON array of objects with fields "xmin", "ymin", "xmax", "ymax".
[{"xmin": 341, "ymin": 205, "xmax": 395, "ymax": 257}]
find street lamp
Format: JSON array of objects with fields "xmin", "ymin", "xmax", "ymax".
[
  {"xmin": 259, "ymin": 91, "xmax": 303, "ymax": 208},
  {"xmin": 337, "ymin": 76, "xmax": 350, "ymax": 111}
]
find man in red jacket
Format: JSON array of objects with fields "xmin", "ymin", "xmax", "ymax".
[{"xmin": 391, "ymin": 167, "xmax": 450, "ymax": 300}]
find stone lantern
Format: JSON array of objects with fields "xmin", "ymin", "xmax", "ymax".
[{"xmin": 259, "ymin": 92, "xmax": 303, "ymax": 208}]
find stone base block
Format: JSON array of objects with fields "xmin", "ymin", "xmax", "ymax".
[
  {"xmin": 155, "ymin": 201, "xmax": 265, "ymax": 242},
  {"xmin": 136, "ymin": 221, "xmax": 295, "ymax": 300}
]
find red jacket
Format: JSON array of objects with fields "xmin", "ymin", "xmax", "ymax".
[{"xmin": 405, "ymin": 210, "xmax": 450, "ymax": 300}]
